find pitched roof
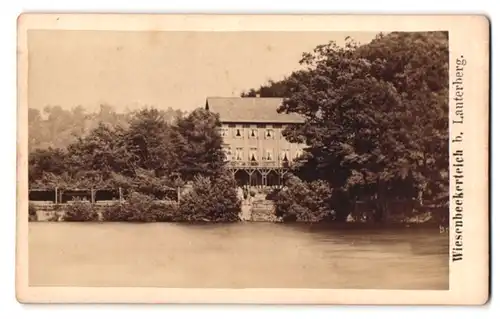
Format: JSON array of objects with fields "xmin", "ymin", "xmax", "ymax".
[{"xmin": 205, "ymin": 97, "xmax": 305, "ymax": 124}]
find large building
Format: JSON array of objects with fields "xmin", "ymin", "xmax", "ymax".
[{"xmin": 205, "ymin": 96, "xmax": 306, "ymax": 187}]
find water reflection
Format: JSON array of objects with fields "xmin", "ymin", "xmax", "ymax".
[{"xmin": 29, "ymin": 222, "xmax": 449, "ymax": 289}]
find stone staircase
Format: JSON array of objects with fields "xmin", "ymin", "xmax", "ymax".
[
  {"xmin": 239, "ymin": 193, "xmax": 279, "ymax": 222},
  {"xmin": 250, "ymin": 199, "xmax": 278, "ymax": 222}
]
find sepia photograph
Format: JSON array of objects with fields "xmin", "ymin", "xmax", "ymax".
[{"xmin": 16, "ymin": 14, "xmax": 489, "ymax": 304}]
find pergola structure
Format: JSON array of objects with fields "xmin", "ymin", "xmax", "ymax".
[
  {"xmin": 228, "ymin": 160, "xmax": 290, "ymax": 187},
  {"xmin": 29, "ymin": 187, "xmax": 124, "ymax": 204},
  {"xmin": 29, "ymin": 187, "xmax": 181, "ymax": 204}
]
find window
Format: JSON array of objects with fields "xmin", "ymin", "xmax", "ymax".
[
  {"xmin": 264, "ymin": 149, "xmax": 273, "ymax": 161},
  {"xmin": 265, "ymin": 129, "xmax": 274, "ymax": 139},
  {"xmin": 234, "ymin": 128, "xmax": 243, "ymax": 138},
  {"xmin": 257, "ymin": 124, "xmax": 266, "ymax": 128},
  {"xmin": 272, "ymin": 124, "xmax": 282, "ymax": 129},
  {"xmin": 280, "ymin": 149, "xmax": 290, "ymax": 162},
  {"xmin": 219, "ymin": 128, "xmax": 228, "ymax": 137},
  {"xmin": 249, "ymin": 128, "xmax": 258, "ymax": 139},
  {"xmin": 235, "ymin": 148, "xmax": 244, "ymax": 161},
  {"xmin": 223, "ymin": 145, "xmax": 232, "ymax": 161},
  {"xmin": 294, "ymin": 149, "xmax": 303, "ymax": 159},
  {"xmin": 249, "ymin": 147, "xmax": 258, "ymax": 162}
]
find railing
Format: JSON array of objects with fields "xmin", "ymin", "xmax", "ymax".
[
  {"xmin": 230, "ymin": 160, "xmax": 290, "ymax": 168},
  {"xmin": 30, "ymin": 199, "xmax": 179, "ymax": 209},
  {"xmin": 28, "ymin": 187, "xmax": 181, "ymax": 204}
]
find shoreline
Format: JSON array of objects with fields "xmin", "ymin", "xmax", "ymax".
[
  {"xmin": 28, "ymin": 219, "xmax": 447, "ymax": 230},
  {"xmin": 30, "ymin": 202, "xmax": 448, "ymax": 230}
]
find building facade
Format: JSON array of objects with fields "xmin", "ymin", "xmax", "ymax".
[{"xmin": 205, "ymin": 97, "xmax": 306, "ymax": 187}]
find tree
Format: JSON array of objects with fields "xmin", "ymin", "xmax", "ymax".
[
  {"xmin": 274, "ymin": 175, "xmax": 334, "ymax": 222},
  {"xmin": 178, "ymin": 172, "xmax": 241, "ymax": 222},
  {"xmin": 28, "ymin": 105, "xmax": 222, "ymax": 192},
  {"xmin": 360, "ymin": 32, "xmax": 449, "ymax": 208},
  {"xmin": 29, "ymin": 147, "xmax": 68, "ymax": 185},
  {"xmin": 171, "ymin": 108, "xmax": 226, "ymax": 180},
  {"xmin": 241, "ymin": 78, "xmax": 291, "ymax": 97},
  {"xmin": 125, "ymin": 108, "xmax": 177, "ymax": 178},
  {"xmin": 276, "ymin": 32, "xmax": 448, "ymax": 222},
  {"xmin": 28, "ymin": 104, "xmax": 132, "ymax": 151},
  {"xmin": 28, "ymin": 108, "xmax": 43, "ymax": 153},
  {"xmin": 66, "ymin": 122, "xmax": 134, "ymax": 179},
  {"xmin": 28, "ymin": 104, "xmax": 186, "ymax": 153}
]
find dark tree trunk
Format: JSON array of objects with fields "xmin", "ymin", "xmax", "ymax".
[
  {"xmin": 333, "ymin": 207, "xmax": 350, "ymax": 223},
  {"xmin": 373, "ymin": 203, "xmax": 386, "ymax": 223},
  {"xmin": 373, "ymin": 180, "xmax": 388, "ymax": 223},
  {"xmin": 332, "ymin": 192, "xmax": 351, "ymax": 223}
]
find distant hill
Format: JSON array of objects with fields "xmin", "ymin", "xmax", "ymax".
[{"xmin": 28, "ymin": 105, "xmax": 185, "ymax": 152}]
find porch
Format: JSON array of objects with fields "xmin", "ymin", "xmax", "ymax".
[{"xmin": 228, "ymin": 160, "xmax": 290, "ymax": 187}]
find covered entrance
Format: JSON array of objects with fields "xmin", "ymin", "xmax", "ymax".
[{"xmin": 230, "ymin": 166, "xmax": 288, "ymax": 188}]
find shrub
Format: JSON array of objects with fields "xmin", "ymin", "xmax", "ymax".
[
  {"xmin": 101, "ymin": 203, "xmax": 128, "ymax": 222},
  {"xmin": 274, "ymin": 175, "xmax": 334, "ymax": 222},
  {"xmin": 29, "ymin": 203, "xmax": 37, "ymax": 222},
  {"xmin": 178, "ymin": 173, "xmax": 241, "ymax": 222},
  {"xmin": 101, "ymin": 192, "xmax": 179, "ymax": 222},
  {"xmin": 154, "ymin": 201, "xmax": 180, "ymax": 222},
  {"xmin": 121, "ymin": 192, "xmax": 158, "ymax": 222},
  {"xmin": 63, "ymin": 201, "xmax": 99, "ymax": 222},
  {"xmin": 265, "ymin": 188, "xmax": 281, "ymax": 201},
  {"xmin": 47, "ymin": 213, "xmax": 60, "ymax": 222},
  {"xmin": 47, "ymin": 204, "xmax": 65, "ymax": 221}
]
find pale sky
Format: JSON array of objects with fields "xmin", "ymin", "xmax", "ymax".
[{"xmin": 28, "ymin": 30, "xmax": 378, "ymax": 112}]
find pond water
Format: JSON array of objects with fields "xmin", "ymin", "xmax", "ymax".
[{"xmin": 29, "ymin": 222, "xmax": 449, "ymax": 289}]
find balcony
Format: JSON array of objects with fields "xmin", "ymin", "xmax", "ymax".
[{"xmin": 229, "ymin": 160, "xmax": 290, "ymax": 168}]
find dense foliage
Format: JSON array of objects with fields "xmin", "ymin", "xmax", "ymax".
[
  {"xmin": 275, "ymin": 175, "xmax": 333, "ymax": 223},
  {"xmin": 244, "ymin": 32, "xmax": 449, "ymax": 222},
  {"xmin": 171, "ymin": 108, "xmax": 227, "ymax": 180},
  {"xmin": 63, "ymin": 201, "xmax": 99, "ymax": 222},
  {"xmin": 178, "ymin": 173, "xmax": 242, "ymax": 222},
  {"xmin": 101, "ymin": 192, "xmax": 179, "ymax": 222},
  {"xmin": 28, "ymin": 105, "xmax": 183, "ymax": 152},
  {"xmin": 29, "ymin": 105, "xmax": 242, "ymax": 223},
  {"xmin": 29, "ymin": 107, "xmax": 226, "ymax": 193},
  {"xmin": 241, "ymin": 78, "xmax": 291, "ymax": 98}
]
